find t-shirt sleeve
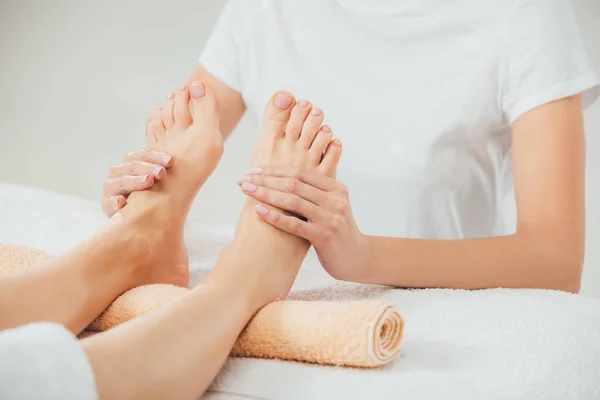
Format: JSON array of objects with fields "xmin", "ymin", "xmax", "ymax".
[
  {"xmin": 0, "ymin": 323, "xmax": 97, "ymax": 400},
  {"xmin": 502, "ymin": 0, "xmax": 600, "ymax": 124},
  {"xmin": 199, "ymin": 0, "xmax": 260, "ymax": 93}
]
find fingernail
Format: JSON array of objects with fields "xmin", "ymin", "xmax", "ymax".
[
  {"xmin": 161, "ymin": 155, "xmax": 172, "ymax": 165},
  {"xmin": 321, "ymin": 126, "xmax": 331, "ymax": 133},
  {"xmin": 241, "ymin": 182, "xmax": 257, "ymax": 192},
  {"xmin": 178, "ymin": 84, "xmax": 186, "ymax": 91},
  {"xmin": 333, "ymin": 139, "xmax": 342, "ymax": 146},
  {"xmin": 255, "ymin": 205, "xmax": 269, "ymax": 215},
  {"xmin": 238, "ymin": 175, "xmax": 252, "ymax": 184},
  {"xmin": 312, "ymin": 107, "xmax": 322, "ymax": 116},
  {"xmin": 152, "ymin": 166, "xmax": 162, "ymax": 177},
  {"xmin": 190, "ymin": 81, "xmax": 206, "ymax": 98},
  {"xmin": 167, "ymin": 92, "xmax": 174, "ymax": 100},
  {"xmin": 249, "ymin": 167, "xmax": 263, "ymax": 175},
  {"xmin": 274, "ymin": 93, "xmax": 293, "ymax": 110},
  {"xmin": 298, "ymin": 99, "xmax": 309, "ymax": 108},
  {"xmin": 139, "ymin": 175, "xmax": 148, "ymax": 183}
]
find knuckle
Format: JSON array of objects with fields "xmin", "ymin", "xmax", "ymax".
[
  {"xmin": 333, "ymin": 199, "xmax": 349, "ymax": 213},
  {"xmin": 284, "ymin": 178, "xmax": 298, "ymax": 193},
  {"xmin": 269, "ymin": 211, "xmax": 280, "ymax": 224},
  {"xmin": 287, "ymin": 218, "xmax": 300, "ymax": 233},
  {"xmin": 331, "ymin": 215, "xmax": 345, "ymax": 229},
  {"xmin": 285, "ymin": 195, "xmax": 301, "ymax": 211},
  {"xmin": 337, "ymin": 183, "xmax": 348, "ymax": 193},
  {"xmin": 291, "ymin": 167, "xmax": 303, "ymax": 180}
]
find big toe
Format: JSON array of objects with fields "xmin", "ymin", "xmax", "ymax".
[
  {"xmin": 263, "ymin": 91, "xmax": 296, "ymax": 139},
  {"xmin": 189, "ymin": 81, "xmax": 219, "ymax": 127},
  {"xmin": 319, "ymin": 139, "xmax": 343, "ymax": 178}
]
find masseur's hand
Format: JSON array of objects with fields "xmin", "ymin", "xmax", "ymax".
[
  {"xmin": 101, "ymin": 149, "xmax": 173, "ymax": 216},
  {"xmin": 238, "ymin": 167, "xmax": 370, "ymax": 281}
]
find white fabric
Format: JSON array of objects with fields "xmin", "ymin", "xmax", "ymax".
[
  {"xmin": 200, "ymin": 0, "xmax": 600, "ymax": 239},
  {"xmin": 0, "ymin": 322, "xmax": 97, "ymax": 400},
  {"xmin": 1, "ymin": 183, "xmax": 600, "ymax": 400}
]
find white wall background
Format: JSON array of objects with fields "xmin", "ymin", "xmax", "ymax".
[{"xmin": 1, "ymin": 0, "xmax": 599, "ymax": 297}]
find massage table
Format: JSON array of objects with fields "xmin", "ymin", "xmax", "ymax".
[{"xmin": 1, "ymin": 182, "xmax": 599, "ymax": 400}]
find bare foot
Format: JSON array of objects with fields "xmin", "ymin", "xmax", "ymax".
[
  {"xmin": 115, "ymin": 82, "xmax": 223, "ymax": 288},
  {"xmin": 210, "ymin": 92, "xmax": 342, "ymax": 306}
]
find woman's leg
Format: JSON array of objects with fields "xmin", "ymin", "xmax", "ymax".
[
  {"xmin": 0, "ymin": 83, "xmax": 224, "ymax": 334},
  {"xmin": 80, "ymin": 91, "xmax": 342, "ymax": 400}
]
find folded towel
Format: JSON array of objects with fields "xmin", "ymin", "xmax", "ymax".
[{"xmin": 0, "ymin": 244, "xmax": 403, "ymax": 367}]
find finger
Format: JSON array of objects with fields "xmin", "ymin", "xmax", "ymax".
[
  {"xmin": 109, "ymin": 161, "xmax": 166, "ymax": 180},
  {"xmin": 123, "ymin": 149, "xmax": 173, "ymax": 167},
  {"xmin": 254, "ymin": 204, "xmax": 319, "ymax": 241},
  {"xmin": 102, "ymin": 175, "xmax": 155, "ymax": 197},
  {"xmin": 237, "ymin": 174, "xmax": 326, "ymax": 206},
  {"xmin": 102, "ymin": 195, "xmax": 126, "ymax": 217},
  {"xmin": 240, "ymin": 182, "xmax": 322, "ymax": 221},
  {"xmin": 248, "ymin": 166, "xmax": 340, "ymax": 192}
]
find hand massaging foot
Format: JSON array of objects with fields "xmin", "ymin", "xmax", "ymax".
[
  {"xmin": 210, "ymin": 92, "xmax": 342, "ymax": 306},
  {"xmin": 112, "ymin": 82, "xmax": 224, "ymax": 288}
]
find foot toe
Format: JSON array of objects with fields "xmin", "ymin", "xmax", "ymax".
[
  {"xmin": 308, "ymin": 126, "xmax": 333, "ymax": 165},
  {"xmin": 299, "ymin": 107, "xmax": 324, "ymax": 147},
  {"xmin": 263, "ymin": 91, "xmax": 296, "ymax": 139},
  {"xmin": 146, "ymin": 108, "xmax": 165, "ymax": 145},
  {"xmin": 189, "ymin": 81, "xmax": 219, "ymax": 124},
  {"xmin": 319, "ymin": 139, "xmax": 343, "ymax": 178},
  {"xmin": 161, "ymin": 93, "xmax": 176, "ymax": 130},
  {"xmin": 173, "ymin": 84, "xmax": 192, "ymax": 128},
  {"xmin": 285, "ymin": 99, "xmax": 312, "ymax": 142}
]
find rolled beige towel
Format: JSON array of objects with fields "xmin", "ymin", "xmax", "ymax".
[{"xmin": 0, "ymin": 244, "xmax": 404, "ymax": 367}]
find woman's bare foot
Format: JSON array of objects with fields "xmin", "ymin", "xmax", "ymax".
[
  {"xmin": 210, "ymin": 92, "xmax": 342, "ymax": 306},
  {"xmin": 115, "ymin": 82, "xmax": 223, "ymax": 288}
]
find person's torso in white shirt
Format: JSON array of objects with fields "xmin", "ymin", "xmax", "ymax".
[{"xmin": 201, "ymin": 0, "xmax": 599, "ymax": 239}]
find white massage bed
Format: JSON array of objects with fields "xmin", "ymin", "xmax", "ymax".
[{"xmin": 1, "ymin": 182, "xmax": 599, "ymax": 400}]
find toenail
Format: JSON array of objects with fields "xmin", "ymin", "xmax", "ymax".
[
  {"xmin": 167, "ymin": 93, "xmax": 174, "ymax": 100},
  {"xmin": 161, "ymin": 155, "xmax": 172, "ymax": 165},
  {"xmin": 178, "ymin": 84, "xmax": 186, "ymax": 91},
  {"xmin": 274, "ymin": 93, "xmax": 293, "ymax": 110},
  {"xmin": 112, "ymin": 196, "xmax": 120, "ymax": 206},
  {"xmin": 321, "ymin": 126, "xmax": 331, "ymax": 133},
  {"xmin": 312, "ymin": 107, "xmax": 322, "ymax": 116},
  {"xmin": 241, "ymin": 182, "xmax": 257, "ymax": 192},
  {"xmin": 298, "ymin": 99, "xmax": 309, "ymax": 108},
  {"xmin": 190, "ymin": 81, "xmax": 206, "ymax": 99},
  {"xmin": 333, "ymin": 139, "xmax": 342, "ymax": 146},
  {"xmin": 139, "ymin": 175, "xmax": 148, "ymax": 183},
  {"xmin": 255, "ymin": 204, "xmax": 269, "ymax": 215},
  {"xmin": 238, "ymin": 175, "xmax": 252, "ymax": 184},
  {"xmin": 152, "ymin": 166, "xmax": 162, "ymax": 177},
  {"xmin": 249, "ymin": 167, "xmax": 263, "ymax": 175}
]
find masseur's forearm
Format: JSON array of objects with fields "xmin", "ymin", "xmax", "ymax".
[
  {"xmin": 82, "ymin": 250, "xmax": 262, "ymax": 400},
  {"xmin": 360, "ymin": 233, "xmax": 582, "ymax": 292},
  {"xmin": 0, "ymin": 226, "xmax": 139, "ymax": 334}
]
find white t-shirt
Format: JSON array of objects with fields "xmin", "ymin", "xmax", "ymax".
[{"xmin": 200, "ymin": 0, "xmax": 600, "ymax": 239}]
